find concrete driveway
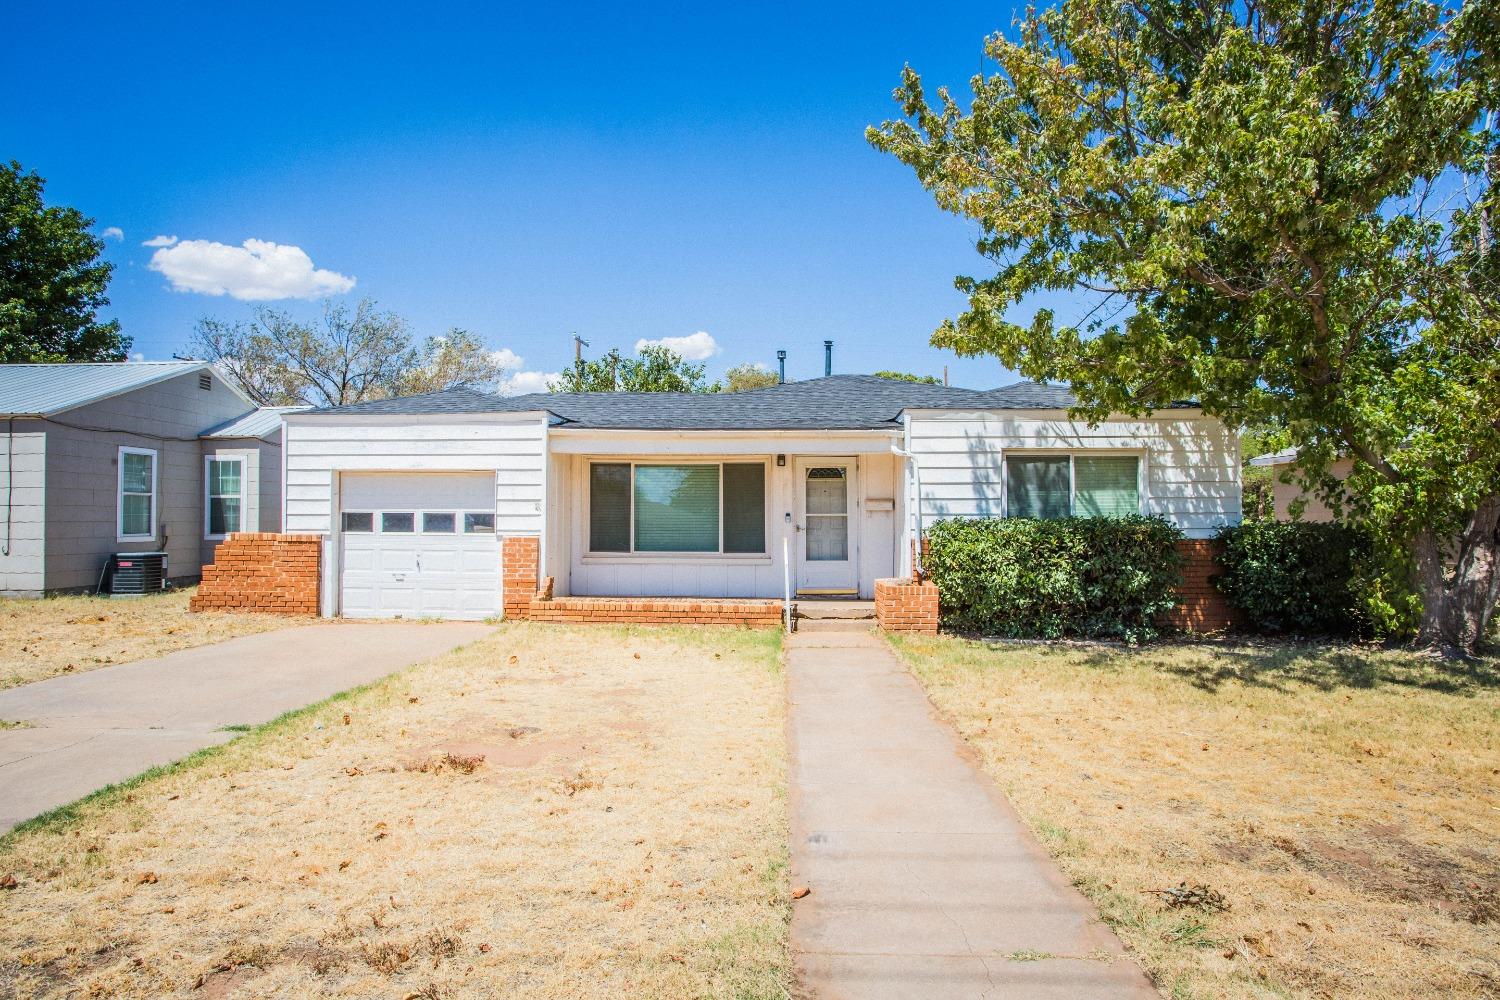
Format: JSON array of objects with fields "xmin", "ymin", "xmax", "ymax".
[{"xmin": 0, "ymin": 621, "xmax": 493, "ymax": 831}]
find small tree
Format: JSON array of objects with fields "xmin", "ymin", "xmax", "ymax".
[
  {"xmin": 873, "ymin": 370, "xmax": 941, "ymax": 384},
  {"xmin": 723, "ymin": 362, "xmax": 780, "ymax": 392},
  {"xmin": 189, "ymin": 299, "xmax": 509, "ymax": 407},
  {"xmin": 871, "ymin": 0, "xmax": 1499, "ymax": 654},
  {"xmin": 549, "ymin": 345, "xmax": 716, "ymax": 393},
  {"xmin": 0, "ymin": 161, "xmax": 128, "ymax": 363}
]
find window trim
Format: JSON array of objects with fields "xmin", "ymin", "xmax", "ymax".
[
  {"xmin": 203, "ymin": 455, "xmax": 245, "ymax": 540},
  {"xmin": 1001, "ymin": 450, "xmax": 1146, "ymax": 519},
  {"xmin": 117, "ymin": 446, "xmax": 158, "ymax": 542},
  {"xmin": 583, "ymin": 458, "xmax": 773, "ymax": 560}
]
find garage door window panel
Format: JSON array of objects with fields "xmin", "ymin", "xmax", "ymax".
[
  {"xmin": 343, "ymin": 512, "xmax": 374, "ymax": 532},
  {"xmin": 381, "ymin": 512, "xmax": 415, "ymax": 533},
  {"xmin": 422, "ymin": 512, "xmax": 456, "ymax": 533}
]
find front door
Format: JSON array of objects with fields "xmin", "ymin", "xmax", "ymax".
[{"xmin": 796, "ymin": 458, "xmax": 858, "ymax": 595}]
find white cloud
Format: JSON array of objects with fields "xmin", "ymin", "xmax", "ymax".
[
  {"xmin": 634, "ymin": 330, "xmax": 720, "ymax": 361},
  {"xmin": 101, "ymin": 226, "xmax": 124, "ymax": 241},
  {"xmin": 142, "ymin": 234, "xmax": 179, "ymax": 248},
  {"xmin": 129, "ymin": 351, "xmax": 146, "ymax": 362},
  {"xmin": 491, "ymin": 347, "xmax": 524, "ymax": 370},
  {"xmin": 148, "ymin": 238, "xmax": 356, "ymax": 300},
  {"xmin": 500, "ymin": 370, "xmax": 561, "ymax": 395}
]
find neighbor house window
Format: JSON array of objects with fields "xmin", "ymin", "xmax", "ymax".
[
  {"xmin": 1005, "ymin": 454, "xmax": 1141, "ymax": 519},
  {"xmin": 204, "ymin": 457, "xmax": 243, "ymax": 537},
  {"xmin": 588, "ymin": 461, "xmax": 766, "ymax": 555},
  {"xmin": 118, "ymin": 447, "xmax": 157, "ymax": 540}
]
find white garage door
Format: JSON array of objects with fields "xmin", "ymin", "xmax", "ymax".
[{"xmin": 339, "ymin": 473, "xmax": 500, "ymax": 620}]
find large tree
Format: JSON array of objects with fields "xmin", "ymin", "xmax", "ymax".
[
  {"xmin": 870, "ymin": 0, "xmax": 1498, "ymax": 654},
  {"xmin": 722, "ymin": 362, "xmax": 780, "ymax": 392},
  {"xmin": 0, "ymin": 160, "xmax": 128, "ymax": 362},
  {"xmin": 549, "ymin": 344, "xmax": 717, "ymax": 393},
  {"xmin": 189, "ymin": 299, "xmax": 510, "ymax": 407}
]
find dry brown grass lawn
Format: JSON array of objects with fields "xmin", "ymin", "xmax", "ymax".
[
  {"xmin": 891, "ymin": 635, "xmax": 1500, "ymax": 1000},
  {"xmin": 0, "ymin": 588, "xmax": 308, "ymax": 690},
  {"xmin": 0, "ymin": 622, "xmax": 789, "ymax": 999}
]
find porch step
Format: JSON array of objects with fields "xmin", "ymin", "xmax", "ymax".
[
  {"xmin": 795, "ymin": 617, "xmax": 875, "ymax": 633},
  {"xmin": 793, "ymin": 599, "xmax": 875, "ymax": 633},
  {"xmin": 794, "ymin": 600, "xmax": 875, "ymax": 620}
]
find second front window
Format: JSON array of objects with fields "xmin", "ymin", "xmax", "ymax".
[{"xmin": 589, "ymin": 462, "xmax": 766, "ymax": 555}]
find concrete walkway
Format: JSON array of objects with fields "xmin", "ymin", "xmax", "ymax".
[
  {"xmin": 0, "ymin": 622, "xmax": 493, "ymax": 831},
  {"xmin": 786, "ymin": 629, "xmax": 1159, "ymax": 999}
]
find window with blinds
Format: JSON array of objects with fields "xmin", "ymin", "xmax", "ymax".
[
  {"xmin": 588, "ymin": 461, "xmax": 767, "ymax": 555},
  {"xmin": 1004, "ymin": 455, "xmax": 1140, "ymax": 519}
]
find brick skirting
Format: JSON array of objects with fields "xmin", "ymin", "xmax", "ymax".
[
  {"xmin": 1166, "ymin": 538, "xmax": 1241, "ymax": 632},
  {"xmin": 190, "ymin": 532, "xmax": 320, "ymax": 615},
  {"xmin": 875, "ymin": 577, "xmax": 940, "ymax": 634},
  {"xmin": 502, "ymin": 535, "xmax": 540, "ymax": 621}
]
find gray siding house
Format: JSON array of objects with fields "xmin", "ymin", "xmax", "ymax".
[{"xmin": 0, "ymin": 362, "xmax": 297, "ymax": 596}]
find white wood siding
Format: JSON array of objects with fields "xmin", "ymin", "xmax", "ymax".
[
  {"xmin": 0, "ymin": 419, "xmax": 46, "ymax": 596},
  {"xmin": 905, "ymin": 410, "xmax": 1241, "ymax": 539},
  {"xmin": 281, "ymin": 415, "xmax": 548, "ymax": 536}
]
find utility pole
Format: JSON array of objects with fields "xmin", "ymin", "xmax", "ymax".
[{"xmin": 572, "ymin": 334, "xmax": 590, "ymax": 364}]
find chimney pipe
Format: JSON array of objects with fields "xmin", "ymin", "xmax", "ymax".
[
  {"xmin": 824, "ymin": 340, "xmax": 833, "ymax": 377},
  {"xmin": 776, "ymin": 350, "xmax": 787, "ymax": 384}
]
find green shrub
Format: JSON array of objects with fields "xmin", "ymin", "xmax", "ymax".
[
  {"xmin": 1213, "ymin": 521, "xmax": 1370, "ymax": 634},
  {"xmin": 924, "ymin": 516, "xmax": 1184, "ymax": 643}
]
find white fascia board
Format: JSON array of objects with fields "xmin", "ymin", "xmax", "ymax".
[{"xmin": 547, "ymin": 427, "xmax": 900, "ymax": 456}]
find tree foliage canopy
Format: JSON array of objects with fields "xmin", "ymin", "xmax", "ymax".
[
  {"xmin": 0, "ymin": 160, "xmax": 128, "ymax": 363},
  {"xmin": 873, "ymin": 370, "xmax": 941, "ymax": 384},
  {"xmin": 871, "ymin": 0, "xmax": 1499, "ymax": 652},
  {"xmin": 722, "ymin": 362, "xmax": 780, "ymax": 392},
  {"xmin": 189, "ymin": 299, "xmax": 510, "ymax": 407},
  {"xmin": 549, "ymin": 345, "xmax": 716, "ymax": 393}
]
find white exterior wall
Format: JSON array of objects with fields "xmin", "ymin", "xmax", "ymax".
[
  {"xmin": 281, "ymin": 413, "xmax": 550, "ymax": 536},
  {"xmin": 904, "ymin": 409, "xmax": 1241, "ymax": 548},
  {"xmin": 0, "ymin": 419, "xmax": 46, "ymax": 596}
]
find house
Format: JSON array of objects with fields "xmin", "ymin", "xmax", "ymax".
[
  {"xmin": 264, "ymin": 374, "xmax": 1242, "ymax": 621},
  {"xmin": 1247, "ymin": 447, "xmax": 1353, "ymax": 521},
  {"xmin": 0, "ymin": 362, "xmax": 299, "ymax": 597}
]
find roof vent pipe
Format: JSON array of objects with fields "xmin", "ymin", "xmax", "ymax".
[
  {"xmin": 824, "ymin": 340, "xmax": 833, "ymax": 377},
  {"xmin": 777, "ymin": 350, "xmax": 787, "ymax": 384}
]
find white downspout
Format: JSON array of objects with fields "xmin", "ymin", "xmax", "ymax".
[{"xmin": 891, "ymin": 418, "xmax": 923, "ymax": 580}]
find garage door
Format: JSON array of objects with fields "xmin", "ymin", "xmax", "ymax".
[{"xmin": 339, "ymin": 473, "xmax": 500, "ymax": 620}]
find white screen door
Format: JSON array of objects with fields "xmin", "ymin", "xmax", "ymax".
[{"xmin": 796, "ymin": 458, "xmax": 857, "ymax": 594}]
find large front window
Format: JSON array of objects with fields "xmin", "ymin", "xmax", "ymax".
[
  {"xmin": 1005, "ymin": 454, "xmax": 1141, "ymax": 519},
  {"xmin": 205, "ymin": 457, "xmax": 243, "ymax": 537},
  {"xmin": 118, "ymin": 447, "xmax": 157, "ymax": 540},
  {"xmin": 589, "ymin": 461, "xmax": 766, "ymax": 554}
]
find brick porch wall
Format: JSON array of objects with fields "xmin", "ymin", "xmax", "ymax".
[
  {"xmin": 501, "ymin": 536, "xmax": 782, "ymax": 628},
  {"xmin": 189, "ymin": 532, "xmax": 321, "ymax": 615},
  {"xmin": 875, "ymin": 577, "xmax": 939, "ymax": 634},
  {"xmin": 1166, "ymin": 538, "xmax": 1241, "ymax": 632}
]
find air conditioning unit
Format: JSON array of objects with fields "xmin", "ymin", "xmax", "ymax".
[{"xmin": 105, "ymin": 552, "xmax": 167, "ymax": 596}]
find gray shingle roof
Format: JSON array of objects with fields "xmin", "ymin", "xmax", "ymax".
[
  {"xmin": 301, "ymin": 375, "xmax": 1179, "ymax": 429},
  {"xmin": 0, "ymin": 361, "xmax": 218, "ymax": 416}
]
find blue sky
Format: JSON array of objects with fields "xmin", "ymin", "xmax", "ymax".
[{"xmin": 4, "ymin": 1, "xmax": 1048, "ymax": 390}]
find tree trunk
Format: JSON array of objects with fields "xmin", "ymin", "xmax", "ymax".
[{"xmin": 1415, "ymin": 495, "xmax": 1500, "ymax": 656}]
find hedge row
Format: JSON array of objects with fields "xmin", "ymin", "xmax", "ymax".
[
  {"xmin": 1212, "ymin": 521, "xmax": 1370, "ymax": 635},
  {"xmin": 923, "ymin": 516, "xmax": 1372, "ymax": 641},
  {"xmin": 923, "ymin": 516, "xmax": 1183, "ymax": 643}
]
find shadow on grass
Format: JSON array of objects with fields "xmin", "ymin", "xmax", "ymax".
[{"xmin": 1077, "ymin": 640, "xmax": 1500, "ymax": 697}]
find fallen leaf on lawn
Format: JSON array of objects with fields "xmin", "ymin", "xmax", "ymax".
[
  {"xmin": 136, "ymin": 872, "xmax": 158, "ymax": 885},
  {"xmin": 0, "ymin": 874, "xmax": 17, "ymax": 890},
  {"xmin": 792, "ymin": 886, "xmax": 811, "ymax": 899},
  {"xmin": 342, "ymin": 713, "xmax": 351, "ymax": 726},
  {"xmin": 339, "ymin": 860, "xmax": 352, "ymax": 871}
]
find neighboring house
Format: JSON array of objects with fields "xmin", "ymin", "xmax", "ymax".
[
  {"xmin": 281, "ymin": 374, "xmax": 1242, "ymax": 620},
  {"xmin": 0, "ymin": 362, "xmax": 300, "ymax": 596},
  {"xmin": 1247, "ymin": 447, "xmax": 1354, "ymax": 521}
]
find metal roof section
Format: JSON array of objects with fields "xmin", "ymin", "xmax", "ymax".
[
  {"xmin": 1248, "ymin": 447, "xmax": 1300, "ymax": 467},
  {"xmin": 0, "ymin": 361, "xmax": 244, "ymax": 417},
  {"xmin": 200, "ymin": 406, "xmax": 310, "ymax": 439}
]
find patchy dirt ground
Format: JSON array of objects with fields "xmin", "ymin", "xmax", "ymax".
[
  {"xmin": 891, "ymin": 636, "xmax": 1500, "ymax": 1000},
  {"xmin": 0, "ymin": 622, "xmax": 790, "ymax": 999},
  {"xmin": 0, "ymin": 588, "xmax": 308, "ymax": 690}
]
